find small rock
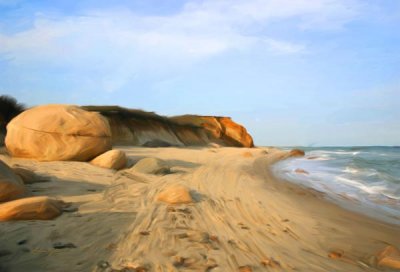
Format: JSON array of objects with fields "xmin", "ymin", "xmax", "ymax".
[
  {"xmin": 91, "ymin": 150, "xmax": 127, "ymax": 170},
  {"xmin": 187, "ymin": 231, "xmax": 210, "ymax": 243},
  {"xmin": 295, "ymin": 168, "xmax": 309, "ymax": 175},
  {"xmin": 167, "ymin": 206, "xmax": 176, "ymax": 212},
  {"xmin": 97, "ymin": 260, "xmax": 110, "ymax": 269},
  {"xmin": 53, "ymin": 242, "xmax": 76, "ymax": 249},
  {"xmin": 328, "ymin": 250, "xmax": 343, "ymax": 259},
  {"xmin": 376, "ymin": 245, "xmax": 400, "ymax": 269},
  {"xmin": 17, "ymin": 239, "xmax": 27, "ymax": 245},
  {"xmin": 210, "ymin": 235, "xmax": 219, "ymax": 242},
  {"xmin": 177, "ymin": 233, "xmax": 188, "ymax": 239},
  {"xmin": 289, "ymin": 149, "xmax": 305, "ymax": 157},
  {"xmin": 129, "ymin": 157, "xmax": 170, "ymax": 175},
  {"xmin": 139, "ymin": 231, "xmax": 150, "ymax": 236},
  {"xmin": 156, "ymin": 185, "xmax": 193, "ymax": 204},
  {"xmin": 172, "ymin": 256, "xmax": 186, "ymax": 267},
  {"xmin": 177, "ymin": 208, "xmax": 191, "ymax": 214},
  {"xmin": 261, "ymin": 257, "xmax": 281, "ymax": 268},
  {"xmin": 208, "ymin": 143, "xmax": 221, "ymax": 148},
  {"xmin": 62, "ymin": 206, "xmax": 78, "ymax": 213},
  {"xmin": 238, "ymin": 265, "xmax": 252, "ymax": 272}
]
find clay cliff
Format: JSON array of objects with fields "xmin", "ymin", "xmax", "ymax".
[{"xmin": 82, "ymin": 106, "xmax": 254, "ymax": 148}]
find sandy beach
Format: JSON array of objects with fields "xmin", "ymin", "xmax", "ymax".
[{"xmin": 0, "ymin": 146, "xmax": 399, "ymax": 272}]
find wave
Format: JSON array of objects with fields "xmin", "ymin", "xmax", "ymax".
[{"xmin": 272, "ymin": 147, "xmax": 400, "ymax": 224}]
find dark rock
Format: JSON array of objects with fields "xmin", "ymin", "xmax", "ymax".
[
  {"xmin": 97, "ymin": 261, "xmax": 110, "ymax": 269},
  {"xmin": 62, "ymin": 206, "xmax": 78, "ymax": 213},
  {"xmin": 53, "ymin": 242, "xmax": 76, "ymax": 249},
  {"xmin": 239, "ymin": 265, "xmax": 252, "ymax": 272},
  {"xmin": 17, "ymin": 239, "xmax": 27, "ymax": 245}
]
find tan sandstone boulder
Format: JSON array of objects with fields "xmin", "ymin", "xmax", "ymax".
[
  {"xmin": 0, "ymin": 160, "xmax": 27, "ymax": 202},
  {"xmin": 5, "ymin": 104, "xmax": 111, "ymax": 161},
  {"xmin": 91, "ymin": 150, "xmax": 127, "ymax": 170},
  {"xmin": 289, "ymin": 149, "xmax": 305, "ymax": 157},
  {"xmin": 156, "ymin": 185, "xmax": 193, "ymax": 204},
  {"xmin": 376, "ymin": 245, "xmax": 400, "ymax": 269},
  {"xmin": 0, "ymin": 196, "xmax": 64, "ymax": 221},
  {"xmin": 129, "ymin": 157, "xmax": 170, "ymax": 175}
]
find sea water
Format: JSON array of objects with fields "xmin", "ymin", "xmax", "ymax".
[{"xmin": 272, "ymin": 146, "xmax": 400, "ymax": 225}]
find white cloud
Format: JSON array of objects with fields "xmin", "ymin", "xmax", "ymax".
[{"xmin": 0, "ymin": 0, "xmax": 363, "ymax": 92}]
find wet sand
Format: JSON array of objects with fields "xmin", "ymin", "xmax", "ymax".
[{"xmin": 0, "ymin": 146, "xmax": 399, "ymax": 271}]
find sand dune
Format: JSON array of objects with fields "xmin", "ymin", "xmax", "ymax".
[{"xmin": 0, "ymin": 147, "xmax": 399, "ymax": 271}]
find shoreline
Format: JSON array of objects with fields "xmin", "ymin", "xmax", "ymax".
[{"xmin": 1, "ymin": 146, "xmax": 399, "ymax": 271}]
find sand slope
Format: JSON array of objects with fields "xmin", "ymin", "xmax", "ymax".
[{"xmin": 0, "ymin": 147, "xmax": 399, "ymax": 272}]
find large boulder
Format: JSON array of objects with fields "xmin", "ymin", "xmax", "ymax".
[
  {"xmin": 90, "ymin": 150, "xmax": 127, "ymax": 170},
  {"xmin": 0, "ymin": 196, "xmax": 64, "ymax": 221},
  {"xmin": 128, "ymin": 157, "xmax": 170, "ymax": 175},
  {"xmin": 5, "ymin": 104, "xmax": 112, "ymax": 161},
  {"xmin": 0, "ymin": 160, "xmax": 27, "ymax": 202}
]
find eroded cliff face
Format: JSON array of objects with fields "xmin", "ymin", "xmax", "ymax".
[
  {"xmin": 171, "ymin": 115, "xmax": 254, "ymax": 147},
  {"xmin": 83, "ymin": 106, "xmax": 254, "ymax": 148}
]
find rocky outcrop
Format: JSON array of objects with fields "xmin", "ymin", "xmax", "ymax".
[
  {"xmin": 0, "ymin": 160, "xmax": 27, "ymax": 202},
  {"xmin": 83, "ymin": 106, "xmax": 254, "ymax": 148},
  {"xmin": 169, "ymin": 115, "xmax": 254, "ymax": 147},
  {"xmin": 6, "ymin": 105, "xmax": 112, "ymax": 161}
]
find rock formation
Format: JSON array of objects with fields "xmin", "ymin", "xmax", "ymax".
[
  {"xmin": 171, "ymin": 115, "xmax": 254, "ymax": 147},
  {"xmin": 5, "ymin": 104, "xmax": 112, "ymax": 161},
  {"xmin": 83, "ymin": 106, "xmax": 254, "ymax": 148}
]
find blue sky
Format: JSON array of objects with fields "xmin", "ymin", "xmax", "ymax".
[{"xmin": 0, "ymin": 0, "xmax": 399, "ymax": 146}]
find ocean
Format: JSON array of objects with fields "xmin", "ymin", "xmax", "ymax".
[{"xmin": 272, "ymin": 146, "xmax": 400, "ymax": 225}]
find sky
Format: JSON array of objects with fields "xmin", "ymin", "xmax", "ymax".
[{"xmin": 0, "ymin": 0, "xmax": 399, "ymax": 146}]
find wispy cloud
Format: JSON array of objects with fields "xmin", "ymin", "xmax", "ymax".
[{"xmin": 0, "ymin": 0, "xmax": 363, "ymax": 92}]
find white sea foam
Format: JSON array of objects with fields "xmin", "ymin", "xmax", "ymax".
[{"xmin": 272, "ymin": 147, "xmax": 400, "ymax": 224}]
